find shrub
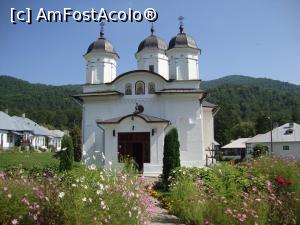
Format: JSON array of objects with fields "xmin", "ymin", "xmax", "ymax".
[
  {"xmin": 59, "ymin": 135, "xmax": 74, "ymax": 171},
  {"xmin": 252, "ymin": 144, "xmax": 268, "ymax": 158},
  {"xmin": 162, "ymin": 127, "xmax": 180, "ymax": 186}
]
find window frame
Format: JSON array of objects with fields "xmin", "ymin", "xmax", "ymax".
[
  {"xmin": 283, "ymin": 145, "xmax": 290, "ymax": 151},
  {"xmin": 125, "ymin": 83, "xmax": 132, "ymax": 95},
  {"xmin": 149, "ymin": 65, "xmax": 154, "ymax": 72},
  {"xmin": 148, "ymin": 82, "xmax": 156, "ymax": 94},
  {"xmin": 135, "ymin": 81, "xmax": 145, "ymax": 95}
]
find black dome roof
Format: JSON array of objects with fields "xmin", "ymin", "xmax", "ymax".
[
  {"xmin": 168, "ymin": 33, "xmax": 199, "ymax": 50},
  {"xmin": 137, "ymin": 35, "xmax": 167, "ymax": 53},
  {"xmin": 86, "ymin": 37, "xmax": 119, "ymax": 57}
]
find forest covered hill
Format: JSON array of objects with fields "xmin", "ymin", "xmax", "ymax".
[
  {"xmin": 0, "ymin": 75, "xmax": 81, "ymax": 130},
  {"xmin": 1, "ymin": 75, "xmax": 299, "ymax": 145}
]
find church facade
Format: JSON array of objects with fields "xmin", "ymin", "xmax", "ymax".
[{"xmin": 74, "ymin": 23, "xmax": 218, "ymax": 176}]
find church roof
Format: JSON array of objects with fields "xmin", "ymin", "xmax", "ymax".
[
  {"xmin": 97, "ymin": 114, "xmax": 170, "ymax": 124},
  {"xmin": 156, "ymin": 88, "xmax": 205, "ymax": 94},
  {"xmin": 168, "ymin": 33, "xmax": 200, "ymax": 51},
  {"xmin": 137, "ymin": 35, "xmax": 168, "ymax": 53},
  {"xmin": 86, "ymin": 37, "xmax": 119, "ymax": 58},
  {"xmin": 202, "ymin": 100, "xmax": 217, "ymax": 108},
  {"xmin": 73, "ymin": 91, "xmax": 123, "ymax": 101},
  {"xmin": 222, "ymin": 138, "xmax": 252, "ymax": 149}
]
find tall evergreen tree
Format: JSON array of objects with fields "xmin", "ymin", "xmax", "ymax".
[
  {"xmin": 59, "ymin": 135, "xmax": 74, "ymax": 171},
  {"xmin": 70, "ymin": 126, "xmax": 82, "ymax": 162},
  {"xmin": 162, "ymin": 128, "xmax": 180, "ymax": 186}
]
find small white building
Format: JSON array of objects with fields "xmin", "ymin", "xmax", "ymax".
[
  {"xmin": 0, "ymin": 111, "xmax": 22, "ymax": 149},
  {"xmin": 221, "ymin": 138, "xmax": 251, "ymax": 160},
  {"xmin": 0, "ymin": 111, "xmax": 64, "ymax": 151},
  {"xmin": 74, "ymin": 23, "xmax": 218, "ymax": 176},
  {"xmin": 48, "ymin": 130, "xmax": 64, "ymax": 151},
  {"xmin": 246, "ymin": 122, "xmax": 300, "ymax": 160},
  {"xmin": 12, "ymin": 115, "xmax": 50, "ymax": 149}
]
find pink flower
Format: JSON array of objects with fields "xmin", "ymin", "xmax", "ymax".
[
  {"xmin": 225, "ymin": 208, "xmax": 232, "ymax": 214},
  {"xmin": 238, "ymin": 213, "xmax": 247, "ymax": 222},
  {"xmin": 0, "ymin": 172, "xmax": 5, "ymax": 179},
  {"xmin": 266, "ymin": 180, "xmax": 273, "ymax": 192},
  {"xmin": 21, "ymin": 197, "xmax": 30, "ymax": 206},
  {"xmin": 11, "ymin": 219, "xmax": 18, "ymax": 224}
]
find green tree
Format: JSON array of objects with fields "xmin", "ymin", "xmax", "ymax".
[
  {"xmin": 70, "ymin": 126, "xmax": 82, "ymax": 162},
  {"xmin": 255, "ymin": 113, "xmax": 271, "ymax": 134},
  {"xmin": 231, "ymin": 121, "xmax": 256, "ymax": 139},
  {"xmin": 59, "ymin": 135, "xmax": 74, "ymax": 171},
  {"xmin": 162, "ymin": 128, "xmax": 180, "ymax": 187}
]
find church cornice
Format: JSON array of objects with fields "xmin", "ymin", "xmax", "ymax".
[
  {"xmin": 107, "ymin": 70, "xmax": 169, "ymax": 84},
  {"xmin": 72, "ymin": 91, "xmax": 123, "ymax": 102}
]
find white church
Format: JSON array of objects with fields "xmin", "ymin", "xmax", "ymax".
[{"xmin": 73, "ymin": 21, "xmax": 218, "ymax": 176}]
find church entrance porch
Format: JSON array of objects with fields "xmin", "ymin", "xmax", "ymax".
[{"xmin": 118, "ymin": 132, "xmax": 150, "ymax": 171}]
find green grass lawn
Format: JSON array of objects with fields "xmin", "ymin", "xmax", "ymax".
[{"xmin": 0, "ymin": 151, "xmax": 59, "ymax": 170}]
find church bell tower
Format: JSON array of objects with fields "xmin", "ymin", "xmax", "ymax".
[{"xmin": 84, "ymin": 22, "xmax": 119, "ymax": 84}]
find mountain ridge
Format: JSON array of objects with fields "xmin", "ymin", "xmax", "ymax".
[{"xmin": 1, "ymin": 74, "xmax": 299, "ymax": 144}]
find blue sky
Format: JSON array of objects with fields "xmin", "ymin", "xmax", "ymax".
[{"xmin": 0, "ymin": 0, "xmax": 299, "ymax": 85}]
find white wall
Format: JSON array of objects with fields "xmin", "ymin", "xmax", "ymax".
[
  {"xmin": 202, "ymin": 107, "xmax": 214, "ymax": 149},
  {"xmin": 136, "ymin": 50, "xmax": 169, "ymax": 80},
  {"xmin": 85, "ymin": 53, "xmax": 118, "ymax": 84},
  {"xmin": 0, "ymin": 130, "xmax": 15, "ymax": 149},
  {"xmin": 162, "ymin": 95, "xmax": 204, "ymax": 166},
  {"xmin": 49, "ymin": 137, "xmax": 62, "ymax": 151},
  {"xmin": 167, "ymin": 48, "xmax": 200, "ymax": 80},
  {"xmin": 273, "ymin": 142, "xmax": 300, "ymax": 160},
  {"xmin": 247, "ymin": 142, "xmax": 300, "ymax": 160},
  {"xmin": 31, "ymin": 136, "xmax": 46, "ymax": 149},
  {"xmin": 202, "ymin": 107, "xmax": 215, "ymax": 164}
]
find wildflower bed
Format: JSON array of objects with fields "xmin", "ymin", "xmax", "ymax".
[
  {"xmin": 0, "ymin": 166, "xmax": 154, "ymax": 225},
  {"xmin": 164, "ymin": 156, "xmax": 300, "ymax": 225}
]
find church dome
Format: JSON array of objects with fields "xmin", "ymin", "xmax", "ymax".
[
  {"xmin": 137, "ymin": 34, "xmax": 168, "ymax": 53},
  {"xmin": 168, "ymin": 32, "xmax": 199, "ymax": 50},
  {"xmin": 86, "ymin": 37, "xmax": 119, "ymax": 57}
]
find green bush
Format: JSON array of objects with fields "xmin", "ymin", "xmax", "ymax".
[
  {"xmin": 252, "ymin": 144, "xmax": 268, "ymax": 158},
  {"xmin": 166, "ymin": 156, "xmax": 300, "ymax": 225},
  {"xmin": 162, "ymin": 128, "xmax": 180, "ymax": 186},
  {"xmin": 169, "ymin": 177, "xmax": 203, "ymax": 225},
  {"xmin": 59, "ymin": 135, "xmax": 74, "ymax": 171}
]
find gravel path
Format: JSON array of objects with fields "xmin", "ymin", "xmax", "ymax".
[
  {"xmin": 144, "ymin": 177, "xmax": 184, "ymax": 225},
  {"xmin": 149, "ymin": 196, "xmax": 184, "ymax": 225}
]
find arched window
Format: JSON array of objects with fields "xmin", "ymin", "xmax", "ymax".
[
  {"xmin": 148, "ymin": 82, "xmax": 156, "ymax": 94},
  {"xmin": 125, "ymin": 83, "xmax": 132, "ymax": 95},
  {"xmin": 135, "ymin": 81, "xmax": 145, "ymax": 95}
]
